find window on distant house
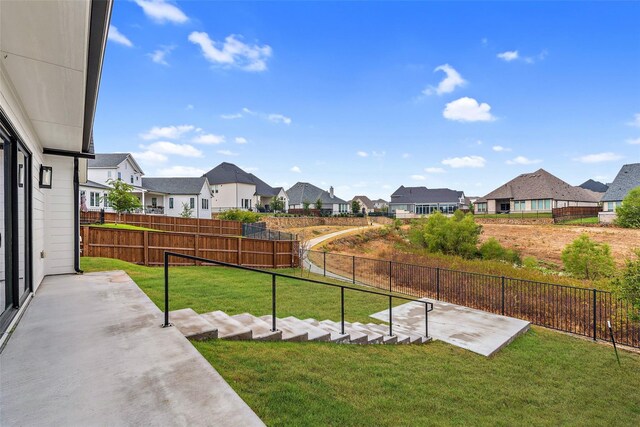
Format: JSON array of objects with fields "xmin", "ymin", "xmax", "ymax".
[
  {"xmin": 107, "ymin": 171, "xmax": 112, "ymax": 178},
  {"xmin": 130, "ymin": 175, "xmax": 133, "ymax": 184},
  {"xmin": 202, "ymin": 199, "xmax": 209, "ymax": 209},
  {"xmin": 190, "ymin": 198, "xmax": 195, "ymax": 209},
  {"xmin": 514, "ymin": 200, "xmax": 525, "ymax": 211},
  {"xmin": 151, "ymin": 197, "xmax": 157, "ymax": 208},
  {"xmin": 212, "ymin": 185, "xmax": 219, "ymax": 193},
  {"xmin": 90, "ymin": 191, "xmax": 100, "ymax": 207},
  {"xmin": 169, "ymin": 198, "xmax": 174, "ymax": 209},
  {"xmin": 117, "ymin": 172, "xmax": 122, "ymax": 180},
  {"xmin": 476, "ymin": 202, "xmax": 487, "ymax": 213},
  {"xmin": 136, "ymin": 176, "xmax": 139, "ymax": 181},
  {"xmin": 104, "ymin": 193, "xmax": 111, "ymax": 208}
]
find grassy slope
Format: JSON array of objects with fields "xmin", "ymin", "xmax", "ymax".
[
  {"xmin": 89, "ymin": 223, "xmax": 161, "ymax": 232},
  {"xmin": 82, "ymin": 257, "xmax": 640, "ymax": 426}
]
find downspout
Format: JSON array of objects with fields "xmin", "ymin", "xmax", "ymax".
[{"xmin": 73, "ymin": 157, "xmax": 83, "ymax": 273}]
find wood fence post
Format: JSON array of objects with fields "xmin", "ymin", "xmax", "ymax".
[
  {"xmin": 219, "ymin": 220, "xmax": 222, "ymax": 235},
  {"xmin": 197, "ymin": 218, "xmax": 201, "ymax": 234},
  {"xmin": 194, "ymin": 235, "xmax": 200, "ymax": 266},
  {"xmin": 82, "ymin": 226, "xmax": 90, "ymax": 257},
  {"xmin": 237, "ymin": 237, "xmax": 242, "ymax": 265},
  {"xmin": 143, "ymin": 231, "xmax": 149, "ymax": 266},
  {"xmin": 273, "ymin": 240, "xmax": 277, "ymax": 268}
]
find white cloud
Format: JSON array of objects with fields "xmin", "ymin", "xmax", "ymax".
[
  {"xmin": 134, "ymin": 0, "xmax": 188, "ymax": 24},
  {"xmin": 143, "ymin": 141, "xmax": 203, "ymax": 158},
  {"xmin": 411, "ymin": 175, "xmax": 426, "ymax": 181},
  {"xmin": 402, "ymin": 153, "xmax": 411, "ymax": 159},
  {"xmin": 235, "ymin": 137, "xmax": 248, "ymax": 144},
  {"xmin": 425, "ymin": 167, "xmax": 445, "ymax": 174},
  {"xmin": 132, "ymin": 151, "xmax": 168, "ymax": 163},
  {"xmin": 442, "ymin": 155, "xmax": 486, "ymax": 168},
  {"xmin": 506, "ymin": 156, "xmax": 542, "ymax": 165},
  {"xmin": 372, "ymin": 151, "xmax": 386, "ymax": 158},
  {"xmin": 357, "ymin": 151, "xmax": 368, "ymax": 157},
  {"xmin": 192, "ymin": 133, "xmax": 225, "ymax": 145},
  {"xmin": 423, "ymin": 64, "xmax": 466, "ymax": 96},
  {"xmin": 492, "ymin": 145, "xmax": 511, "ymax": 152},
  {"xmin": 290, "ymin": 166, "xmax": 302, "ymax": 173},
  {"xmin": 443, "ymin": 97, "xmax": 495, "ymax": 122},
  {"xmin": 497, "ymin": 50, "xmax": 519, "ymax": 62},
  {"xmin": 108, "ymin": 26, "xmax": 133, "ymax": 47},
  {"xmin": 156, "ymin": 166, "xmax": 205, "ymax": 177},
  {"xmin": 217, "ymin": 149, "xmax": 238, "ymax": 156},
  {"xmin": 148, "ymin": 45, "xmax": 174, "ymax": 66},
  {"xmin": 627, "ymin": 137, "xmax": 640, "ymax": 145},
  {"xmin": 186, "ymin": 104, "xmax": 194, "ymax": 110},
  {"xmin": 242, "ymin": 107, "xmax": 257, "ymax": 115},
  {"xmin": 382, "ymin": 184, "xmax": 392, "ymax": 189},
  {"xmin": 220, "ymin": 113, "xmax": 242, "ymax": 120},
  {"xmin": 188, "ymin": 32, "xmax": 272, "ymax": 72},
  {"xmin": 140, "ymin": 125, "xmax": 194, "ymax": 140},
  {"xmin": 267, "ymin": 114, "xmax": 292, "ymax": 125},
  {"xmin": 628, "ymin": 113, "xmax": 640, "ymax": 128},
  {"xmin": 573, "ymin": 152, "xmax": 623, "ymax": 163}
]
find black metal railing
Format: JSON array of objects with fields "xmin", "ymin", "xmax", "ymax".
[
  {"xmin": 162, "ymin": 251, "xmax": 433, "ymax": 338},
  {"xmin": 242, "ymin": 222, "xmax": 298, "ymax": 241},
  {"xmin": 304, "ymin": 250, "xmax": 640, "ymax": 349}
]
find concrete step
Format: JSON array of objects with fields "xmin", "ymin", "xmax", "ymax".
[
  {"xmin": 282, "ymin": 317, "xmax": 332, "ymax": 342},
  {"xmin": 319, "ymin": 320, "xmax": 369, "ymax": 344},
  {"xmin": 392, "ymin": 325, "xmax": 432, "ymax": 344},
  {"xmin": 302, "ymin": 319, "xmax": 351, "ymax": 343},
  {"xmin": 259, "ymin": 316, "xmax": 309, "ymax": 342},
  {"xmin": 231, "ymin": 313, "xmax": 282, "ymax": 341},
  {"xmin": 344, "ymin": 322, "xmax": 384, "ymax": 344},
  {"xmin": 169, "ymin": 308, "xmax": 218, "ymax": 341},
  {"xmin": 352, "ymin": 322, "xmax": 398, "ymax": 344},
  {"xmin": 200, "ymin": 311, "xmax": 252, "ymax": 340},
  {"xmin": 364, "ymin": 323, "xmax": 410, "ymax": 344}
]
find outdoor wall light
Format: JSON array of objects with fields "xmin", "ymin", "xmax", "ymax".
[
  {"xmin": 18, "ymin": 164, "xmax": 24, "ymax": 188},
  {"xmin": 39, "ymin": 165, "xmax": 52, "ymax": 188}
]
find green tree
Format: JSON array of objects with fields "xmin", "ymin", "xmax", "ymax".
[
  {"xmin": 351, "ymin": 200, "xmax": 361, "ymax": 214},
  {"xmin": 180, "ymin": 202, "xmax": 193, "ymax": 218},
  {"xmin": 613, "ymin": 249, "xmax": 640, "ymax": 320},
  {"xmin": 271, "ymin": 197, "xmax": 284, "ymax": 213},
  {"xmin": 615, "ymin": 186, "xmax": 640, "ymax": 228},
  {"xmin": 302, "ymin": 200, "xmax": 311, "ymax": 215},
  {"xmin": 409, "ymin": 211, "xmax": 482, "ymax": 259},
  {"xmin": 479, "ymin": 238, "xmax": 521, "ymax": 265},
  {"xmin": 106, "ymin": 178, "xmax": 142, "ymax": 222},
  {"xmin": 561, "ymin": 234, "xmax": 615, "ymax": 280},
  {"xmin": 315, "ymin": 197, "xmax": 323, "ymax": 212}
]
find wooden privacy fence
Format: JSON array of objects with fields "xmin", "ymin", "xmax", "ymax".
[
  {"xmin": 81, "ymin": 226, "xmax": 300, "ymax": 268},
  {"xmin": 80, "ymin": 211, "xmax": 242, "ymax": 235},
  {"xmin": 552, "ymin": 206, "xmax": 602, "ymax": 223}
]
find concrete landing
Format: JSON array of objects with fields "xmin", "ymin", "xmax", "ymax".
[
  {"xmin": 370, "ymin": 299, "xmax": 530, "ymax": 357},
  {"xmin": 0, "ymin": 271, "xmax": 264, "ymax": 427}
]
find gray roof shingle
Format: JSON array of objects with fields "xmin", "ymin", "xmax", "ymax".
[
  {"xmin": 203, "ymin": 162, "xmax": 279, "ymax": 196},
  {"xmin": 601, "ymin": 163, "xmax": 640, "ymax": 202},
  {"xmin": 142, "ymin": 177, "xmax": 209, "ymax": 195},
  {"xmin": 83, "ymin": 180, "xmax": 111, "ymax": 190},
  {"xmin": 286, "ymin": 182, "xmax": 348, "ymax": 205},
  {"xmin": 579, "ymin": 179, "xmax": 609, "ymax": 193},
  {"xmin": 480, "ymin": 169, "xmax": 600, "ymax": 203},
  {"xmin": 390, "ymin": 186, "xmax": 464, "ymax": 204},
  {"xmin": 351, "ymin": 195, "xmax": 375, "ymax": 209}
]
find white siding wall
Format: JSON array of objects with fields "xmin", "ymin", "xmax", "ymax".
[
  {"xmin": 87, "ymin": 167, "xmax": 114, "ymax": 185},
  {"xmin": 211, "ymin": 182, "xmax": 255, "ymax": 211}
]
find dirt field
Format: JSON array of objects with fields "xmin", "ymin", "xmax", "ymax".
[{"xmin": 480, "ymin": 224, "xmax": 640, "ymax": 267}]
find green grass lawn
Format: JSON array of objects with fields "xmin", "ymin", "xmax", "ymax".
[
  {"xmin": 556, "ymin": 216, "xmax": 600, "ymax": 225},
  {"xmin": 82, "ymin": 257, "xmax": 640, "ymax": 426},
  {"xmin": 89, "ymin": 223, "xmax": 161, "ymax": 232}
]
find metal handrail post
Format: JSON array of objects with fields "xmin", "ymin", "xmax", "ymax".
[
  {"xmin": 389, "ymin": 295, "xmax": 393, "ymax": 336},
  {"xmin": 341, "ymin": 287, "xmax": 345, "ymax": 335},
  {"xmin": 424, "ymin": 303, "xmax": 429, "ymax": 338},
  {"xmin": 272, "ymin": 274, "xmax": 277, "ymax": 332},
  {"xmin": 162, "ymin": 251, "xmax": 171, "ymax": 327},
  {"xmin": 323, "ymin": 251, "xmax": 326, "ymax": 277}
]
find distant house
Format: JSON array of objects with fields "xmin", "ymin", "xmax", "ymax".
[
  {"xmin": 579, "ymin": 179, "xmax": 609, "ymax": 194},
  {"xmin": 599, "ymin": 163, "xmax": 640, "ymax": 223},
  {"xmin": 372, "ymin": 198, "xmax": 389, "ymax": 211},
  {"xmin": 389, "ymin": 186, "xmax": 467, "ymax": 216},
  {"xmin": 351, "ymin": 195, "xmax": 375, "ymax": 214},
  {"xmin": 475, "ymin": 168, "xmax": 600, "ymax": 214},
  {"xmin": 141, "ymin": 177, "xmax": 213, "ymax": 219},
  {"xmin": 203, "ymin": 162, "xmax": 287, "ymax": 212},
  {"xmin": 83, "ymin": 153, "xmax": 146, "ymax": 212},
  {"xmin": 287, "ymin": 183, "xmax": 350, "ymax": 214}
]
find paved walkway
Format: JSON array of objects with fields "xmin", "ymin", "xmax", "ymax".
[
  {"xmin": 370, "ymin": 299, "xmax": 530, "ymax": 357},
  {"xmin": 0, "ymin": 271, "xmax": 264, "ymax": 427}
]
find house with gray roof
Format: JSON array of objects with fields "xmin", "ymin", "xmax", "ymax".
[
  {"xmin": 203, "ymin": 162, "xmax": 287, "ymax": 212},
  {"xmin": 286, "ymin": 182, "xmax": 349, "ymax": 215},
  {"xmin": 351, "ymin": 195, "xmax": 375, "ymax": 214},
  {"xmin": 475, "ymin": 168, "xmax": 600, "ymax": 214},
  {"xmin": 141, "ymin": 177, "xmax": 213, "ymax": 219},
  {"xmin": 599, "ymin": 163, "xmax": 640, "ymax": 223},
  {"xmin": 389, "ymin": 186, "xmax": 467, "ymax": 217},
  {"xmin": 579, "ymin": 179, "xmax": 609, "ymax": 194},
  {"xmin": 372, "ymin": 198, "xmax": 389, "ymax": 211}
]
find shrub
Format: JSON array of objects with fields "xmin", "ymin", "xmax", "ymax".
[
  {"xmin": 613, "ymin": 249, "xmax": 640, "ymax": 320},
  {"xmin": 409, "ymin": 211, "xmax": 481, "ymax": 259},
  {"xmin": 561, "ymin": 234, "xmax": 615, "ymax": 280},
  {"xmin": 218, "ymin": 209, "xmax": 261, "ymax": 223},
  {"xmin": 615, "ymin": 186, "xmax": 640, "ymax": 228},
  {"xmin": 479, "ymin": 238, "xmax": 522, "ymax": 265},
  {"xmin": 523, "ymin": 256, "xmax": 539, "ymax": 269}
]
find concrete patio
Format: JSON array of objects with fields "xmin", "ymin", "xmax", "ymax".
[{"xmin": 0, "ymin": 271, "xmax": 264, "ymax": 426}]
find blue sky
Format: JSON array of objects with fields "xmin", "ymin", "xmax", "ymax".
[{"xmin": 94, "ymin": 0, "xmax": 640, "ymax": 199}]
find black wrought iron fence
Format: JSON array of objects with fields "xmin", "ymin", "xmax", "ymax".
[
  {"xmin": 305, "ymin": 250, "xmax": 640, "ymax": 349},
  {"xmin": 242, "ymin": 222, "xmax": 297, "ymax": 241}
]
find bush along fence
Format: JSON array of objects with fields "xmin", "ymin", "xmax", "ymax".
[
  {"xmin": 81, "ymin": 226, "xmax": 300, "ymax": 268},
  {"xmin": 305, "ymin": 250, "xmax": 640, "ymax": 349},
  {"xmin": 241, "ymin": 222, "xmax": 298, "ymax": 241},
  {"xmin": 80, "ymin": 210, "xmax": 242, "ymax": 236}
]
